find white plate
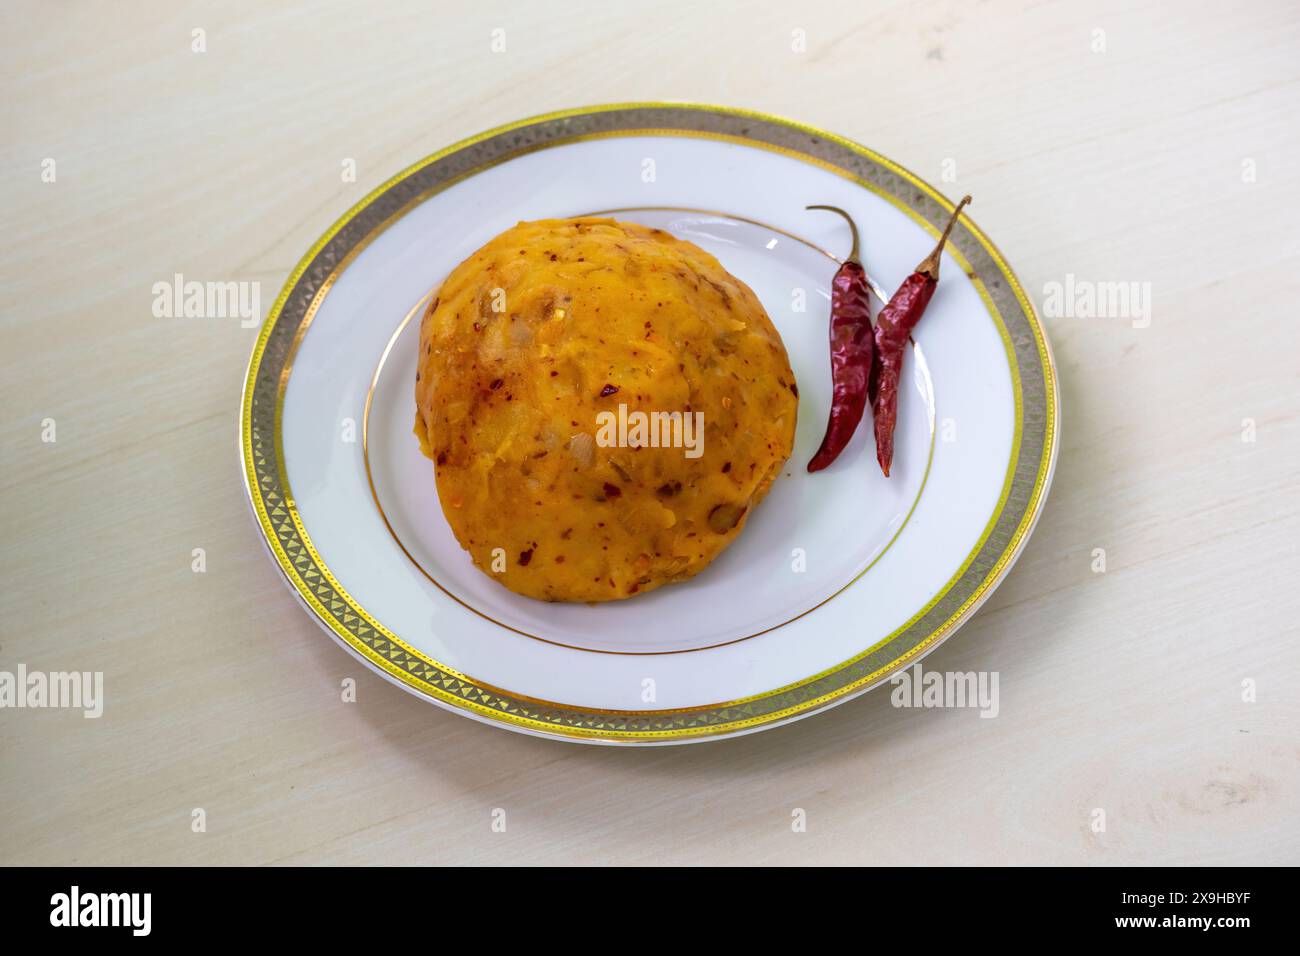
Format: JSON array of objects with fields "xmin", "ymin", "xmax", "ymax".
[{"xmin": 241, "ymin": 104, "xmax": 1059, "ymax": 745}]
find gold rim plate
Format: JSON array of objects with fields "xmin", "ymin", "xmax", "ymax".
[{"xmin": 239, "ymin": 103, "xmax": 1059, "ymax": 744}]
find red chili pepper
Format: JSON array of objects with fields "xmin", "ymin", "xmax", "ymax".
[
  {"xmin": 871, "ymin": 195, "xmax": 971, "ymax": 476},
  {"xmin": 806, "ymin": 205, "xmax": 874, "ymax": 473}
]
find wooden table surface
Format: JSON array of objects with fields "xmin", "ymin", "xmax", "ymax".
[{"xmin": 3, "ymin": 0, "xmax": 1298, "ymax": 866}]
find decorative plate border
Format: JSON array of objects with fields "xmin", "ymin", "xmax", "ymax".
[{"xmin": 240, "ymin": 103, "xmax": 1059, "ymax": 744}]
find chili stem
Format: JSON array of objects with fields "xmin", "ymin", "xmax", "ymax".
[
  {"xmin": 806, "ymin": 204, "xmax": 861, "ymax": 264},
  {"xmin": 916, "ymin": 195, "xmax": 971, "ymax": 281}
]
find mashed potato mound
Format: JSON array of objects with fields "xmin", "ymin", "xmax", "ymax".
[{"xmin": 415, "ymin": 217, "xmax": 797, "ymax": 602}]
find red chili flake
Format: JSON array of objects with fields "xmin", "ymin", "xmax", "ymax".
[
  {"xmin": 518, "ymin": 547, "xmax": 534, "ymax": 566},
  {"xmin": 721, "ymin": 461, "xmax": 731, "ymax": 473},
  {"xmin": 599, "ymin": 384, "xmax": 619, "ymax": 397},
  {"xmin": 489, "ymin": 378, "xmax": 504, "ymax": 390},
  {"xmin": 602, "ymin": 482, "xmax": 622, "ymax": 499}
]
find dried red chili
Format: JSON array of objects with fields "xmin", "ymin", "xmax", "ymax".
[
  {"xmin": 806, "ymin": 205, "xmax": 874, "ymax": 473},
  {"xmin": 871, "ymin": 195, "xmax": 971, "ymax": 476}
]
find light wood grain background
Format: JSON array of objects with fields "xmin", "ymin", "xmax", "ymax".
[{"xmin": 2, "ymin": 0, "xmax": 1297, "ymax": 866}]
